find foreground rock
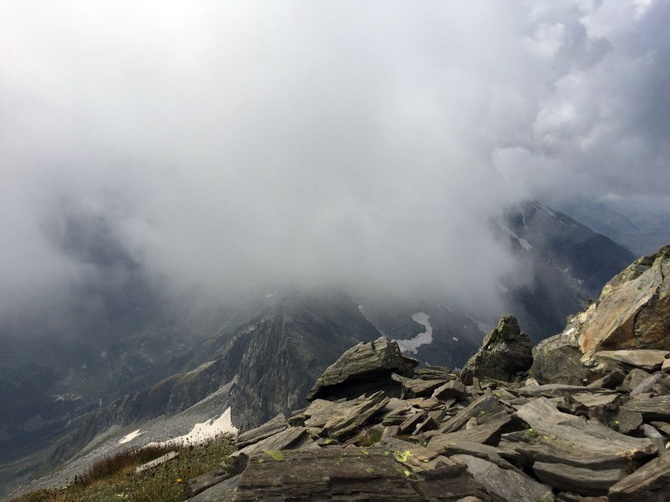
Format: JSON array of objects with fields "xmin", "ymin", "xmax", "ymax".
[
  {"xmin": 460, "ymin": 315, "xmax": 533, "ymax": 385},
  {"xmin": 186, "ymin": 332, "xmax": 670, "ymax": 500}
]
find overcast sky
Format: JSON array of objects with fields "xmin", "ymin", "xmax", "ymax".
[{"xmin": 1, "ymin": 1, "xmax": 669, "ymax": 314}]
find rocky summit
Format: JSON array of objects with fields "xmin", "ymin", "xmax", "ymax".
[
  {"xmin": 176, "ymin": 249, "xmax": 670, "ymax": 500},
  {"xmin": 180, "ymin": 297, "xmax": 670, "ymax": 501}
]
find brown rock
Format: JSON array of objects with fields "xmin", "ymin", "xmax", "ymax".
[{"xmin": 578, "ymin": 246, "xmax": 670, "ymax": 353}]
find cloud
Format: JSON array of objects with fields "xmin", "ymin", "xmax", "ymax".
[{"xmin": 0, "ymin": 1, "xmax": 668, "ymax": 318}]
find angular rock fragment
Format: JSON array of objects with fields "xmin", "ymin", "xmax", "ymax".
[
  {"xmin": 430, "ymin": 413, "xmax": 521, "ymax": 448},
  {"xmin": 532, "ymin": 461, "xmax": 626, "ymax": 496},
  {"xmin": 622, "ymin": 395, "xmax": 670, "ymax": 421},
  {"xmin": 593, "ymin": 350, "xmax": 669, "ymax": 372},
  {"xmin": 531, "ymin": 326, "xmax": 590, "ymax": 385},
  {"xmin": 236, "ymin": 413, "xmax": 287, "ymax": 448},
  {"xmin": 452, "ymin": 454, "xmax": 554, "ymax": 502},
  {"xmin": 608, "ymin": 451, "xmax": 670, "ymax": 502},
  {"xmin": 440, "ymin": 395, "xmax": 505, "ymax": 434},
  {"xmin": 461, "ymin": 315, "xmax": 533, "ymax": 385},
  {"xmin": 232, "ymin": 448, "xmax": 424, "ymax": 501},
  {"xmin": 579, "ymin": 246, "xmax": 670, "ymax": 353},
  {"xmin": 306, "ymin": 337, "xmax": 416, "ymax": 401},
  {"xmin": 233, "ymin": 426, "xmax": 316, "ymax": 459},
  {"xmin": 392, "ymin": 374, "xmax": 450, "ymax": 398},
  {"xmin": 501, "ymin": 398, "xmax": 657, "ymax": 475},
  {"xmin": 432, "ymin": 380, "xmax": 468, "ymax": 400},
  {"xmin": 304, "ymin": 391, "xmax": 390, "ymax": 440}
]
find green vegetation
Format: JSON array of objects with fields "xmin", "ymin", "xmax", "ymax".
[{"xmin": 10, "ymin": 435, "xmax": 235, "ymax": 502}]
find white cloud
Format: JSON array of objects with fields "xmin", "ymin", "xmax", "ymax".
[{"xmin": 0, "ymin": 0, "xmax": 668, "ymax": 315}]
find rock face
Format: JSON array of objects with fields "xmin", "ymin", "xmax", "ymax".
[
  {"xmin": 48, "ymin": 288, "xmax": 383, "ymax": 466},
  {"xmin": 532, "ymin": 245, "xmax": 670, "ymax": 384},
  {"xmin": 306, "ymin": 336, "xmax": 417, "ymax": 401},
  {"xmin": 460, "ymin": 315, "xmax": 533, "ymax": 385},
  {"xmin": 580, "ymin": 246, "xmax": 670, "ymax": 353}
]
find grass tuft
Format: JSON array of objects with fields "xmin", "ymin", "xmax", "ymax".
[{"xmin": 9, "ymin": 434, "xmax": 235, "ymax": 502}]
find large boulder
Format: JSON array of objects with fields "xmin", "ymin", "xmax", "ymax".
[
  {"xmin": 531, "ymin": 246, "xmax": 670, "ymax": 383},
  {"xmin": 530, "ymin": 314, "xmax": 591, "ymax": 385},
  {"xmin": 460, "ymin": 315, "xmax": 533, "ymax": 385},
  {"xmin": 579, "ymin": 245, "xmax": 670, "ymax": 353},
  {"xmin": 306, "ymin": 337, "xmax": 417, "ymax": 401}
]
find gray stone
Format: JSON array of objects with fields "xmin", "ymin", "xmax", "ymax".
[
  {"xmin": 433, "ymin": 380, "xmax": 468, "ymax": 400},
  {"xmin": 594, "ymin": 350, "xmax": 669, "ymax": 372},
  {"xmin": 620, "ymin": 368, "xmax": 653, "ymax": 392},
  {"xmin": 430, "ymin": 413, "xmax": 520, "ymax": 448},
  {"xmin": 306, "ymin": 337, "xmax": 416, "ymax": 401},
  {"xmin": 236, "ymin": 413, "xmax": 287, "ymax": 448},
  {"xmin": 461, "ymin": 315, "xmax": 534, "ymax": 385},
  {"xmin": 532, "ymin": 461, "xmax": 626, "ymax": 496},
  {"xmin": 190, "ymin": 474, "xmax": 240, "ymax": 502},
  {"xmin": 453, "ymin": 454, "xmax": 554, "ymax": 502},
  {"xmin": 440, "ymin": 395, "xmax": 505, "ymax": 434},
  {"xmin": 232, "ymin": 427, "xmax": 318, "ymax": 464},
  {"xmin": 392, "ymin": 374, "xmax": 450, "ymax": 398},
  {"xmin": 530, "ymin": 329, "xmax": 590, "ymax": 386},
  {"xmin": 622, "ymin": 395, "xmax": 670, "ymax": 421},
  {"xmin": 304, "ymin": 391, "xmax": 390, "ymax": 440},
  {"xmin": 231, "ymin": 448, "xmax": 424, "ymax": 501},
  {"xmin": 630, "ymin": 373, "xmax": 663, "ymax": 396},
  {"xmin": 608, "ymin": 450, "xmax": 670, "ymax": 501}
]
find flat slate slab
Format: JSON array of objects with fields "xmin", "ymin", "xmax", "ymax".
[
  {"xmin": 236, "ymin": 413, "xmax": 287, "ymax": 448},
  {"xmin": 594, "ymin": 350, "xmax": 670, "ymax": 372},
  {"xmin": 452, "ymin": 454, "xmax": 554, "ymax": 502},
  {"xmin": 231, "ymin": 448, "xmax": 424, "ymax": 501},
  {"xmin": 499, "ymin": 398, "xmax": 658, "ymax": 481},
  {"xmin": 622, "ymin": 395, "xmax": 670, "ymax": 421},
  {"xmin": 608, "ymin": 450, "xmax": 670, "ymax": 501}
]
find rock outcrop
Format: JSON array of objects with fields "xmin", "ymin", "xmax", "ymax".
[
  {"xmin": 532, "ymin": 245, "xmax": 670, "ymax": 384},
  {"xmin": 460, "ymin": 315, "xmax": 533, "ymax": 385},
  {"xmin": 186, "ymin": 331, "xmax": 670, "ymax": 501},
  {"xmin": 306, "ymin": 336, "xmax": 417, "ymax": 401}
]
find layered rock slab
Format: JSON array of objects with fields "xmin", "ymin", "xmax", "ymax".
[{"xmin": 306, "ymin": 336, "xmax": 417, "ymax": 401}]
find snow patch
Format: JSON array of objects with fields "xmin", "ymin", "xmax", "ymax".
[
  {"xmin": 496, "ymin": 221, "xmax": 533, "ymax": 251},
  {"xmin": 119, "ymin": 429, "xmax": 143, "ymax": 445},
  {"xmin": 452, "ymin": 337, "xmax": 459, "ymax": 342},
  {"xmin": 497, "ymin": 283, "xmax": 509, "ymax": 294},
  {"xmin": 147, "ymin": 407, "xmax": 237, "ymax": 448},
  {"xmin": 518, "ymin": 238, "xmax": 532, "ymax": 251},
  {"xmin": 395, "ymin": 312, "xmax": 433, "ymax": 354}
]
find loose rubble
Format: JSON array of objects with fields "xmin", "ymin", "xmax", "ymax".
[{"xmin": 184, "ymin": 329, "xmax": 670, "ymax": 500}]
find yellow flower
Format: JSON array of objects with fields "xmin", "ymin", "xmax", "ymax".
[{"xmin": 176, "ymin": 478, "xmax": 183, "ymax": 483}]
